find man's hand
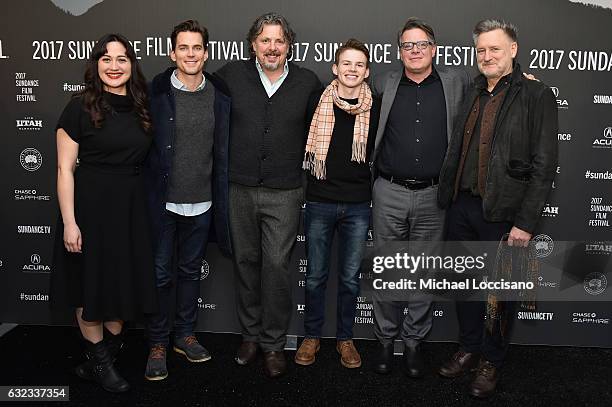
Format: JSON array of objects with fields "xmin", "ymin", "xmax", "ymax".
[{"xmin": 508, "ymin": 226, "xmax": 531, "ymax": 247}]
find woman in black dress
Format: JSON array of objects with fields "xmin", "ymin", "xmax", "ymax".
[{"xmin": 52, "ymin": 33, "xmax": 157, "ymax": 392}]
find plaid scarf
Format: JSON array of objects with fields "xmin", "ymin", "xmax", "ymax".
[{"xmin": 303, "ymin": 79, "xmax": 372, "ymax": 180}]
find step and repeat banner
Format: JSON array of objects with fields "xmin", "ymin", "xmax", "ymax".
[{"xmin": 1, "ymin": 0, "xmax": 611, "ymax": 347}]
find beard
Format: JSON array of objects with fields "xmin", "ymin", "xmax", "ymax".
[{"xmin": 260, "ymin": 51, "xmax": 283, "ymax": 71}]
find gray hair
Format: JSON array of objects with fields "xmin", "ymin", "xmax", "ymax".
[
  {"xmin": 247, "ymin": 12, "xmax": 295, "ymax": 58},
  {"xmin": 472, "ymin": 19, "xmax": 518, "ymax": 44}
]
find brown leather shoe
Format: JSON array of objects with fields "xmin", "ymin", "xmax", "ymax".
[
  {"xmin": 235, "ymin": 341, "xmax": 258, "ymax": 366},
  {"xmin": 469, "ymin": 359, "xmax": 499, "ymax": 398},
  {"xmin": 263, "ymin": 351, "xmax": 287, "ymax": 378},
  {"xmin": 439, "ymin": 350, "xmax": 479, "ymax": 378},
  {"xmin": 336, "ymin": 340, "xmax": 362, "ymax": 368},
  {"xmin": 294, "ymin": 338, "xmax": 320, "ymax": 366}
]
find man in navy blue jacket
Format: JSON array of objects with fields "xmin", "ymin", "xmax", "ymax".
[{"xmin": 143, "ymin": 19, "xmax": 231, "ymax": 381}]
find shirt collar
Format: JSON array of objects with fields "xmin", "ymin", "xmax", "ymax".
[{"xmin": 171, "ymin": 69, "xmax": 206, "ymax": 92}]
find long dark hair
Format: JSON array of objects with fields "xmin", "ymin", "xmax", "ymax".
[{"xmin": 78, "ymin": 33, "xmax": 151, "ymax": 132}]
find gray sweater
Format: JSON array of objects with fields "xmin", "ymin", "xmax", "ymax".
[{"xmin": 167, "ymin": 83, "xmax": 215, "ymax": 203}]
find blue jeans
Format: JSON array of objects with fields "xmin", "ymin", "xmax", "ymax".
[
  {"xmin": 147, "ymin": 209, "xmax": 211, "ymax": 345},
  {"xmin": 304, "ymin": 201, "xmax": 371, "ymax": 340}
]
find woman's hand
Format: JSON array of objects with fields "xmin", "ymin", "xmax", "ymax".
[{"xmin": 64, "ymin": 223, "xmax": 82, "ymax": 253}]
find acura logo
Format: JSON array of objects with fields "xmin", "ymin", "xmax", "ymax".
[
  {"xmin": 31, "ymin": 254, "xmax": 41, "ymax": 264},
  {"xmin": 550, "ymin": 87, "xmax": 559, "ymax": 98},
  {"xmin": 604, "ymin": 127, "xmax": 612, "ymax": 139}
]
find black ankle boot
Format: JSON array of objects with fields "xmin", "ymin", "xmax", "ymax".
[
  {"xmin": 86, "ymin": 340, "xmax": 130, "ymax": 393},
  {"xmin": 76, "ymin": 329, "xmax": 124, "ymax": 380}
]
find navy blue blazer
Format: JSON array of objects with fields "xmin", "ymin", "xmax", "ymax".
[{"xmin": 144, "ymin": 67, "xmax": 232, "ymax": 256}]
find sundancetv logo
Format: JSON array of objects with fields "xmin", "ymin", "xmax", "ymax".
[
  {"xmin": 517, "ymin": 311, "xmax": 554, "ymax": 321},
  {"xmin": 17, "ymin": 225, "xmax": 52, "ymax": 234}
]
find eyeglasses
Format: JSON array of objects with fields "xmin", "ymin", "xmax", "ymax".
[{"xmin": 399, "ymin": 40, "xmax": 433, "ymax": 51}]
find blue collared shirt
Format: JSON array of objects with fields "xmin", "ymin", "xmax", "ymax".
[
  {"xmin": 165, "ymin": 69, "xmax": 212, "ymax": 217},
  {"xmin": 255, "ymin": 59, "xmax": 289, "ymax": 97}
]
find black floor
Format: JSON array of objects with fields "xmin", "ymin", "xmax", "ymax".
[{"xmin": 0, "ymin": 325, "xmax": 610, "ymax": 406}]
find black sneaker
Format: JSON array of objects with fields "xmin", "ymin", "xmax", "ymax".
[
  {"xmin": 174, "ymin": 335, "xmax": 212, "ymax": 362},
  {"xmin": 144, "ymin": 344, "xmax": 168, "ymax": 381}
]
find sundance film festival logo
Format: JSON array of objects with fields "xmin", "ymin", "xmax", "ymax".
[
  {"xmin": 592, "ymin": 127, "xmax": 612, "ymax": 149},
  {"xmin": 533, "ymin": 234, "xmax": 554, "ymax": 258},
  {"xmin": 200, "ymin": 259, "xmax": 210, "ymax": 280},
  {"xmin": 584, "ymin": 272, "xmax": 607, "ymax": 296},
  {"xmin": 541, "ymin": 203, "xmax": 559, "ymax": 218},
  {"xmin": 16, "ymin": 116, "xmax": 43, "ymax": 131},
  {"xmin": 14, "ymin": 188, "xmax": 50, "ymax": 201},
  {"xmin": 550, "ymin": 86, "xmax": 568, "ymax": 109},
  {"xmin": 20, "ymin": 148, "xmax": 42, "ymax": 171},
  {"xmin": 572, "ymin": 312, "xmax": 609, "ymax": 325},
  {"xmin": 22, "ymin": 253, "xmax": 51, "ymax": 273}
]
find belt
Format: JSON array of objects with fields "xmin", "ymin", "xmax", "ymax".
[{"xmin": 379, "ymin": 171, "xmax": 438, "ymax": 190}]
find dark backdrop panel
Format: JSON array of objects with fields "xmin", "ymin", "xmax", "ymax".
[{"xmin": 1, "ymin": 0, "xmax": 611, "ymax": 347}]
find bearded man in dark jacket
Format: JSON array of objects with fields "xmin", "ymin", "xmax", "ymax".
[{"xmin": 437, "ymin": 18, "xmax": 558, "ymax": 399}]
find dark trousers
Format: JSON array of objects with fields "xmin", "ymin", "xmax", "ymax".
[
  {"xmin": 303, "ymin": 201, "xmax": 371, "ymax": 340},
  {"xmin": 229, "ymin": 183, "xmax": 303, "ymax": 352},
  {"xmin": 148, "ymin": 209, "xmax": 211, "ymax": 345},
  {"xmin": 446, "ymin": 192, "xmax": 513, "ymax": 367}
]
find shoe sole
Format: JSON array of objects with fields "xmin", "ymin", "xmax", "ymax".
[
  {"xmin": 173, "ymin": 346, "xmax": 212, "ymax": 363},
  {"xmin": 340, "ymin": 358, "xmax": 362, "ymax": 369},
  {"xmin": 336, "ymin": 345, "xmax": 361, "ymax": 369},
  {"xmin": 144, "ymin": 372, "xmax": 168, "ymax": 381}
]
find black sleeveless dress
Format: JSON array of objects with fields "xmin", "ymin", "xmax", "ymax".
[{"xmin": 51, "ymin": 92, "xmax": 157, "ymax": 321}]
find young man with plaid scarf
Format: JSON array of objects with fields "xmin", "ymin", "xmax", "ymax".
[{"xmin": 295, "ymin": 39, "xmax": 381, "ymax": 369}]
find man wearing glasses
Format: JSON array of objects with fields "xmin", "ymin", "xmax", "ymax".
[{"xmin": 370, "ymin": 17, "xmax": 471, "ymax": 377}]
